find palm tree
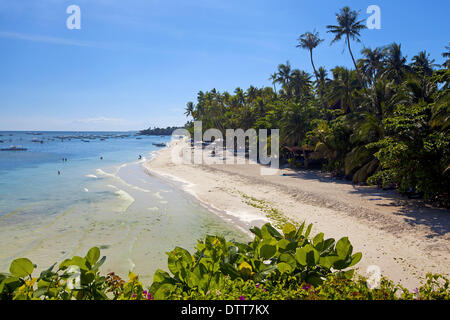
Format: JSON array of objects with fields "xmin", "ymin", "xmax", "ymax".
[
  {"xmin": 359, "ymin": 47, "xmax": 385, "ymax": 85},
  {"xmin": 276, "ymin": 61, "xmax": 292, "ymax": 89},
  {"xmin": 316, "ymin": 67, "xmax": 330, "ymax": 106},
  {"xmin": 327, "ymin": 6, "xmax": 367, "ymax": 88},
  {"xmin": 268, "ymin": 72, "xmax": 278, "ymax": 92},
  {"xmin": 442, "ymin": 43, "xmax": 450, "ymax": 69},
  {"xmin": 185, "ymin": 101, "xmax": 195, "ymax": 118},
  {"xmin": 297, "ymin": 30, "xmax": 324, "ymax": 102},
  {"xmin": 382, "ymin": 43, "xmax": 409, "ymax": 84},
  {"xmin": 297, "ymin": 31, "xmax": 324, "ymax": 79},
  {"xmin": 411, "ymin": 51, "xmax": 438, "ymax": 76},
  {"xmin": 289, "ymin": 69, "xmax": 313, "ymax": 101},
  {"xmin": 328, "ymin": 67, "xmax": 360, "ymax": 113}
]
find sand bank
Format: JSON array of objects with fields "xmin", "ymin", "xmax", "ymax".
[{"xmin": 144, "ymin": 138, "xmax": 450, "ymax": 290}]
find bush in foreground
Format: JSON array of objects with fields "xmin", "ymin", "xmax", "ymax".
[{"xmin": 0, "ymin": 222, "xmax": 448, "ymax": 300}]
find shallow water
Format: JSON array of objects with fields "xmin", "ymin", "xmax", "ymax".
[{"xmin": 0, "ymin": 131, "xmax": 248, "ymax": 283}]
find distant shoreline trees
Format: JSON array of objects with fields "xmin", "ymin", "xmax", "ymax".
[{"xmin": 139, "ymin": 126, "xmax": 183, "ymax": 136}]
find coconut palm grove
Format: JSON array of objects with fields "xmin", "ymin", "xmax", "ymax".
[{"xmin": 185, "ymin": 6, "xmax": 450, "ymax": 208}]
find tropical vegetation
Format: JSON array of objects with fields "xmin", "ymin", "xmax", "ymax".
[
  {"xmin": 184, "ymin": 7, "xmax": 450, "ymax": 207},
  {"xmin": 1, "ymin": 222, "xmax": 448, "ymax": 300}
]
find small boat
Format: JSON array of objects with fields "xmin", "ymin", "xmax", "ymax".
[
  {"xmin": 152, "ymin": 142, "xmax": 166, "ymax": 147},
  {"xmin": 81, "ymin": 139, "xmax": 90, "ymax": 142},
  {"xmin": 1, "ymin": 145, "xmax": 28, "ymax": 151}
]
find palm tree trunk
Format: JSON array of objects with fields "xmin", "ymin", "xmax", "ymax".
[
  {"xmin": 310, "ymin": 49, "xmax": 325, "ymax": 107},
  {"xmin": 346, "ymin": 35, "xmax": 367, "ymax": 93}
]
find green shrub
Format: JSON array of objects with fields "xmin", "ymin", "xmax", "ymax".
[{"xmin": 0, "ymin": 222, "xmax": 448, "ymax": 300}]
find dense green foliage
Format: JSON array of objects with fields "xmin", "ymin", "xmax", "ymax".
[
  {"xmin": 1, "ymin": 222, "xmax": 448, "ymax": 300},
  {"xmin": 184, "ymin": 7, "xmax": 450, "ymax": 207},
  {"xmin": 139, "ymin": 126, "xmax": 183, "ymax": 136}
]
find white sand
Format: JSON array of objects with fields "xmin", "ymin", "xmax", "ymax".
[{"xmin": 144, "ymin": 139, "xmax": 450, "ymax": 290}]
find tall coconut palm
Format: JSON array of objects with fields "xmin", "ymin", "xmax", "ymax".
[
  {"xmin": 296, "ymin": 31, "xmax": 323, "ymax": 80},
  {"xmin": 411, "ymin": 51, "xmax": 439, "ymax": 76},
  {"xmin": 316, "ymin": 67, "xmax": 331, "ymax": 105},
  {"xmin": 289, "ymin": 69, "xmax": 313, "ymax": 101},
  {"xmin": 382, "ymin": 43, "xmax": 409, "ymax": 84},
  {"xmin": 185, "ymin": 101, "xmax": 194, "ymax": 118},
  {"xmin": 327, "ymin": 7, "xmax": 367, "ymax": 88},
  {"xmin": 297, "ymin": 30, "xmax": 324, "ymax": 102},
  {"xmin": 268, "ymin": 72, "xmax": 278, "ymax": 92},
  {"xmin": 276, "ymin": 61, "xmax": 292, "ymax": 89},
  {"xmin": 359, "ymin": 47, "xmax": 385, "ymax": 85},
  {"xmin": 328, "ymin": 67, "xmax": 360, "ymax": 113},
  {"xmin": 442, "ymin": 43, "xmax": 450, "ymax": 69}
]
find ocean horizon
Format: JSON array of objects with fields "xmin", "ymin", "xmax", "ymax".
[{"xmin": 0, "ymin": 131, "xmax": 247, "ymax": 283}]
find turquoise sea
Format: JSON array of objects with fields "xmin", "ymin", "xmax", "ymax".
[{"xmin": 0, "ymin": 131, "xmax": 248, "ymax": 283}]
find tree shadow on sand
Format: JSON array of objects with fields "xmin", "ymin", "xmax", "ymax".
[{"xmin": 283, "ymin": 169, "xmax": 450, "ymax": 238}]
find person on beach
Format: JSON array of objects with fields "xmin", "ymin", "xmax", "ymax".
[{"xmin": 58, "ymin": 170, "xmax": 60, "ymax": 175}]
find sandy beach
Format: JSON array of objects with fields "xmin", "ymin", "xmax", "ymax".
[{"xmin": 144, "ymin": 139, "xmax": 450, "ymax": 290}]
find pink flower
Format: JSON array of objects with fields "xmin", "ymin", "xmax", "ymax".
[{"xmin": 239, "ymin": 296, "xmax": 245, "ymax": 300}]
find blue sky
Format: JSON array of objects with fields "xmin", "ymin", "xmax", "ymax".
[{"xmin": 0, "ymin": 0, "xmax": 449, "ymax": 131}]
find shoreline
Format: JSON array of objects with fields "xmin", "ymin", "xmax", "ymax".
[{"xmin": 144, "ymin": 138, "xmax": 450, "ymax": 290}]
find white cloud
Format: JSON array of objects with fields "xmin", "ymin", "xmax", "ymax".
[{"xmin": 0, "ymin": 31, "xmax": 100, "ymax": 48}]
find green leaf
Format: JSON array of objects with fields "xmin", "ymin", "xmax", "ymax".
[
  {"xmin": 154, "ymin": 283, "xmax": 175, "ymax": 300},
  {"xmin": 152, "ymin": 269, "xmax": 173, "ymax": 284},
  {"xmin": 249, "ymin": 226, "xmax": 262, "ymax": 239},
  {"xmin": 282, "ymin": 223, "xmax": 297, "ymax": 239},
  {"xmin": 305, "ymin": 274, "xmax": 324, "ymax": 287},
  {"xmin": 85, "ymin": 247, "xmax": 100, "ymax": 267},
  {"xmin": 348, "ymin": 252, "xmax": 362, "ymax": 267},
  {"xmin": 295, "ymin": 247, "xmax": 308, "ymax": 266},
  {"xmin": 261, "ymin": 223, "xmax": 282, "ymax": 240},
  {"xmin": 69, "ymin": 256, "xmax": 89, "ymax": 271},
  {"xmin": 259, "ymin": 239, "xmax": 277, "ymax": 260},
  {"xmin": 167, "ymin": 247, "xmax": 193, "ymax": 279},
  {"xmin": 33, "ymin": 287, "xmax": 49, "ymax": 298},
  {"xmin": 93, "ymin": 256, "xmax": 106, "ymax": 270},
  {"xmin": 304, "ymin": 224, "xmax": 313, "ymax": 239},
  {"xmin": 295, "ymin": 221, "xmax": 306, "ymax": 240},
  {"xmin": 320, "ymin": 238, "xmax": 336, "ymax": 255},
  {"xmin": 296, "ymin": 244, "xmax": 319, "ymax": 267},
  {"xmin": 313, "ymin": 233, "xmax": 324, "ymax": 250},
  {"xmin": 277, "ymin": 262, "xmax": 293, "ymax": 274},
  {"xmin": 9, "ymin": 258, "xmax": 34, "ymax": 277},
  {"xmin": 336, "ymin": 237, "xmax": 353, "ymax": 258},
  {"xmin": 1, "ymin": 277, "xmax": 22, "ymax": 293},
  {"xmin": 279, "ymin": 253, "xmax": 297, "ymax": 269}
]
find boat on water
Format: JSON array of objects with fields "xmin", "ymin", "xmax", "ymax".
[
  {"xmin": 152, "ymin": 142, "xmax": 166, "ymax": 147},
  {"xmin": 1, "ymin": 145, "xmax": 28, "ymax": 151}
]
